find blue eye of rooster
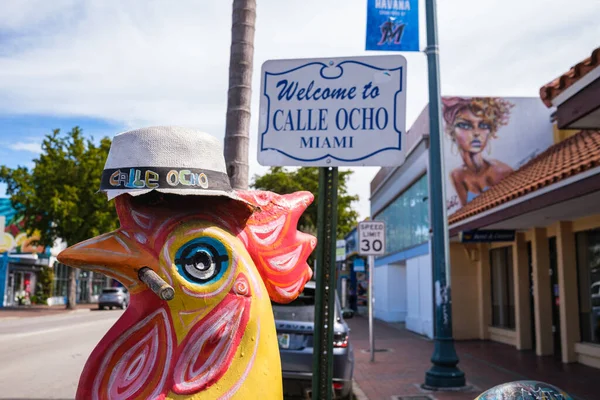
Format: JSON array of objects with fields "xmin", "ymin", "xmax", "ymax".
[{"xmin": 174, "ymin": 237, "xmax": 229, "ymax": 284}]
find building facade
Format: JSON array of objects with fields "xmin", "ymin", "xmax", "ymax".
[
  {"xmin": 369, "ymin": 106, "xmax": 433, "ymax": 336},
  {"xmin": 1, "ymin": 198, "xmax": 114, "ymax": 306},
  {"xmin": 370, "ymin": 95, "xmax": 557, "ymax": 340},
  {"xmin": 446, "ymin": 47, "xmax": 600, "ymax": 369}
]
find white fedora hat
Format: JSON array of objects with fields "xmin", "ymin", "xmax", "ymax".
[{"xmin": 100, "ymin": 126, "xmax": 250, "ymax": 206}]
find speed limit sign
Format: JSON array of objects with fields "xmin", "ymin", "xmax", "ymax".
[{"xmin": 358, "ymin": 221, "xmax": 386, "ymax": 256}]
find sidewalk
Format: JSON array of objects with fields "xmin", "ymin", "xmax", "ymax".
[
  {"xmin": 347, "ymin": 315, "xmax": 597, "ymax": 400},
  {"xmin": 0, "ymin": 303, "xmax": 93, "ymax": 319}
]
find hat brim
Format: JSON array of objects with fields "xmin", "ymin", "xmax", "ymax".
[{"xmin": 103, "ymin": 188, "xmax": 256, "ymax": 210}]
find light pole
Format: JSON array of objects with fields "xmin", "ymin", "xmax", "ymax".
[{"xmin": 423, "ymin": 0, "xmax": 466, "ymax": 389}]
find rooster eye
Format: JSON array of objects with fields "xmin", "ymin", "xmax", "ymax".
[{"xmin": 174, "ymin": 237, "xmax": 229, "ymax": 284}]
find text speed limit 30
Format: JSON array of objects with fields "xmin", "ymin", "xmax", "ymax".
[{"xmin": 358, "ymin": 221, "xmax": 386, "ymax": 256}]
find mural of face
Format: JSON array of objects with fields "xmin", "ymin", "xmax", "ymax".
[
  {"xmin": 452, "ymin": 108, "xmax": 493, "ymax": 154},
  {"xmin": 57, "ymin": 190, "xmax": 316, "ymax": 400}
]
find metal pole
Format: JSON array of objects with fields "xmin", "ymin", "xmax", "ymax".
[
  {"xmin": 368, "ymin": 254, "xmax": 375, "ymax": 362},
  {"xmin": 423, "ymin": 0, "xmax": 466, "ymax": 389},
  {"xmin": 312, "ymin": 167, "xmax": 339, "ymax": 400}
]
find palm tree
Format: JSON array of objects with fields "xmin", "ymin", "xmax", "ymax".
[{"xmin": 224, "ymin": 0, "xmax": 257, "ymax": 190}]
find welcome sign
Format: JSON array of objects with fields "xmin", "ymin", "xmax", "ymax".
[{"xmin": 257, "ymin": 55, "xmax": 407, "ymax": 167}]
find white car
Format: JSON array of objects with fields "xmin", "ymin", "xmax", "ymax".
[{"xmin": 98, "ymin": 287, "xmax": 129, "ymax": 310}]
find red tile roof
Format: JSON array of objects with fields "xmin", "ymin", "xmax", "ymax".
[
  {"xmin": 540, "ymin": 47, "xmax": 600, "ymax": 107},
  {"xmin": 448, "ymin": 130, "xmax": 600, "ymax": 225}
]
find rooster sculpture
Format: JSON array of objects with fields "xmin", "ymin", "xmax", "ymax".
[{"xmin": 58, "ymin": 188, "xmax": 315, "ymax": 399}]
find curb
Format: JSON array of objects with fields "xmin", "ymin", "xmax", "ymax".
[
  {"xmin": 0, "ymin": 307, "xmax": 92, "ymax": 320},
  {"xmin": 353, "ymin": 379, "xmax": 369, "ymax": 400},
  {"xmin": 71, "ymin": 308, "xmax": 92, "ymax": 313}
]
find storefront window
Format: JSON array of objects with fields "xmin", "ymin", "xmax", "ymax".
[
  {"xmin": 490, "ymin": 246, "xmax": 515, "ymax": 329},
  {"xmin": 92, "ymin": 273, "xmax": 110, "ymax": 296},
  {"xmin": 575, "ymin": 228, "xmax": 600, "ymax": 344},
  {"xmin": 374, "ymin": 174, "xmax": 429, "ymax": 255},
  {"xmin": 52, "ymin": 262, "xmax": 70, "ymax": 298}
]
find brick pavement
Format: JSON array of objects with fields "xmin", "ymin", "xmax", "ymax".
[{"xmin": 347, "ymin": 315, "xmax": 597, "ymax": 400}]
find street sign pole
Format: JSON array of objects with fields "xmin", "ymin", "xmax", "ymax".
[
  {"xmin": 368, "ymin": 254, "xmax": 375, "ymax": 362},
  {"xmin": 358, "ymin": 220, "xmax": 385, "ymax": 363},
  {"xmin": 423, "ymin": 0, "xmax": 466, "ymax": 389},
  {"xmin": 312, "ymin": 166, "xmax": 339, "ymax": 400},
  {"xmin": 258, "ymin": 54, "xmax": 406, "ymax": 398}
]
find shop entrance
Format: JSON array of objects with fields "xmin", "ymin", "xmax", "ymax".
[
  {"xmin": 527, "ymin": 241, "xmax": 536, "ymax": 351},
  {"xmin": 548, "ymin": 237, "xmax": 562, "ymax": 360},
  {"xmin": 8, "ymin": 270, "xmax": 33, "ymax": 305}
]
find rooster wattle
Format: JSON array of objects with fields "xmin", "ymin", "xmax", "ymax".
[{"xmin": 58, "ymin": 190, "xmax": 315, "ymax": 400}]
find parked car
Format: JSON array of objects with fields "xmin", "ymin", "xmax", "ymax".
[
  {"xmin": 272, "ymin": 280, "xmax": 355, "ymax": 399},
  {"xmin": 98, "ymin": 287, "xmax": 129, "ymax": 310}
]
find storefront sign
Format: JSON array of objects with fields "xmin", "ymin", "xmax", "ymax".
[
  {"xmin": 258, "ymin": 55, "xmax": 407, "ymax": 167},
  {"xmin": 358, "ymin": 221, "xmax": 386, "ymax": 255},
  {"xmin": 365, "ymin": 0, "xmax": 419, "ymax": 52},
  {"xmin": 459, "ymin": 230, "xmax": 516, "ymax": 243}
]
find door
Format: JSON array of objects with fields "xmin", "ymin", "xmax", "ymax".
[
  {"xmin": 548, "ymin": 237, "xmax": 562, "ymax": 360},
  {"xmin": 6, "ymin": 272, "xmax": 14, "ymax": 306},
  {"xmin": 13, "ymin": 271, "xmax": 24, "ymax": 305},
  {"xmin": 527, "ymin": 242, "xmax": 536, "ymax": 351}
]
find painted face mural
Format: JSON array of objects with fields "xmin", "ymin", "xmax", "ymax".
[
  {"xmin": 442, "ymin": 97, "xmax": 515, "ymax": 207},
  {"xmin": 57, "ymin": 190, "xmax": 315, "ymax": 400}
]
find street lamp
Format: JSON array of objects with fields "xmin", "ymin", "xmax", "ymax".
[{"xmin": 423, "ymin": 0, "xmax": 466, "ymax": 389}]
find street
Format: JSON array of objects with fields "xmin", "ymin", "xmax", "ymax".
[{"xmin": 0, "ymin": 310, "xmax": 122, "ymax": 400}]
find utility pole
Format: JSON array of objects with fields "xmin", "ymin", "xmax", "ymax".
[
  {"xmin": 423, "ymin": 0, "xmax": 466, "ymax": 389},
  {"xmin": 224, "ymin": 0, "xmax": 256, "ymax": 190}
]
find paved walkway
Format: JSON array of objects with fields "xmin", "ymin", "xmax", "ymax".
[{"xmin": 347, "ymin": 315, "xmax": 597, "ymax": 400}]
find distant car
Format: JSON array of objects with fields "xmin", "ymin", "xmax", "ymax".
[
  {"xmin": 272, "ymin": 280, "xmax": 355, "ymax": 400},
  {"xmin": 98, "ymin": 287, "xmax": 129, "ymax": 310}
]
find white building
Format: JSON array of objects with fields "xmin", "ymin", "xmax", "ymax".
[{"xmin": 369, "ymin": 106, "xmax": 433, "ymax": 338}]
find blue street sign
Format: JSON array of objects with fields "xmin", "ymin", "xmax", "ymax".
[
  {"xmin": 366, "ymin": 0, "xmax": 419, "ymax": 52},
  {"xmin": 353, "ymin": 258, "xmax": 365, "ymax": 272}
]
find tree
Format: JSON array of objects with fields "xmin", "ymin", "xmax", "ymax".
[
  {"xmin": 223, "ymin": 0, "xmax": 256, "ymax": 190},
  {"xmin": 251, "ymin": 167, "xmax": 360, "ymax": 239},
  {"xmin": 0, "ymin": 127, "xmax": 118, "ymax": 309}
]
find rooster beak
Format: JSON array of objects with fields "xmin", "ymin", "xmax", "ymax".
[{"xmin": 57, "ymin": 230, "xmax": 156, "ymax": 290}]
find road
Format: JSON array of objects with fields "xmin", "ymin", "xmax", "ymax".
[{"xmin": 0, "ymin": 310, "xmax": 122, "ymax": 400}]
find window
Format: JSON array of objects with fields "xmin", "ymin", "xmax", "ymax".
[
  {"xmin": 92, "ymin": 273, "xmax": 110, "ymax": 296},
  {"xmin": 575, "ymin": 228, "xmax": 600, "ymax": 344},
  {"xmin": 374, "ymin": 174, "xmax": 429, "ymax": 255},
  {"xmin": 52, "ymin": 262, "xmax": 70, "ymax": 298},
  {"xmin": 490, "ymin": 246, "xmax": 515, "ymax": 329}
]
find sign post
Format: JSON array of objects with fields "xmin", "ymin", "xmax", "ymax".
[
  {"xmin": 258, "ymin": 55, "xmax": 407, "ymax": 399},
  {"xmin": 358, "ymin": 220, "xmax": 386, "ymax": 362}
]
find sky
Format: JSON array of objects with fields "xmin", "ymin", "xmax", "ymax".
[{"xmin": 0, "ymin": 0, "xmax": 598, "ymax": 221}]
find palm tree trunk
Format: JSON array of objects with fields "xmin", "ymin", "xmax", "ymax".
[
  {"xmin": 224, "ymin": 0, "xmax": 256, "ymax": 190},
  {"xmin": 66, "ymin": 266, "xmax": 77, "ymax": 309}
]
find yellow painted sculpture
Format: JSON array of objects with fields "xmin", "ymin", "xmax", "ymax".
[{"xmin": 57, "ymin": 127, "xmax": 316, "ymax": 399}]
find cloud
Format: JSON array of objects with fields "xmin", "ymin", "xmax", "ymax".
[
  {"xmin": 7, "ymin": 141, "xmax": 42, "ymax": 153},
  {"xmin": 0, "ymin": 0, "xmax": 599, "ymax": 218}
]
